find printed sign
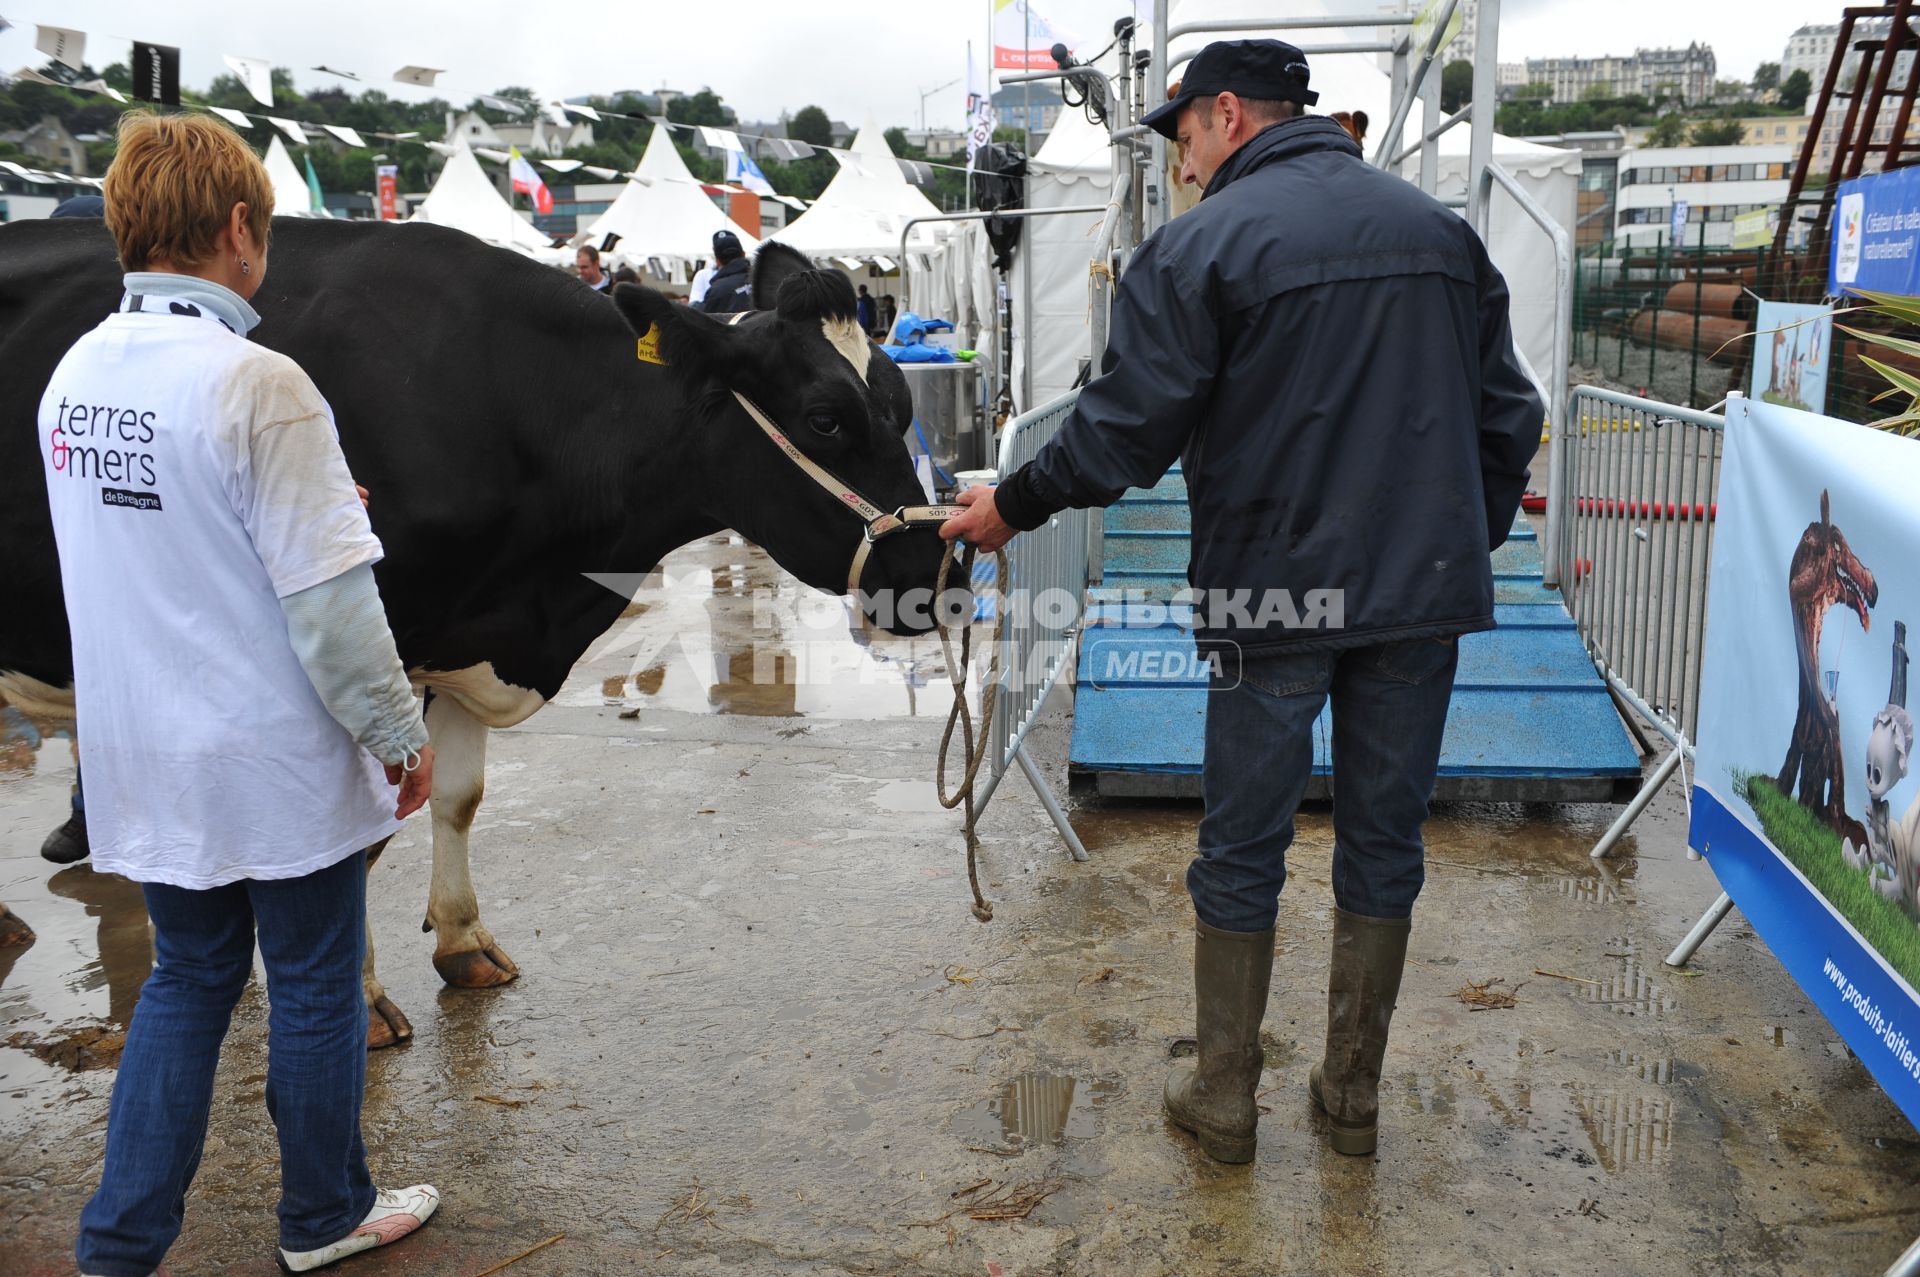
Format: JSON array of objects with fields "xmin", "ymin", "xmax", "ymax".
[
  {"xmin": 375, "ymin": 165, "xmax": 398, "ymax": 220},
  {"xmin": 1690, "ymin": 398, "xmax": 1920, "ymax": 1127},
  {"xmin": 1733, "ymin": 207, "xmax": 1773, "ymax": 250},
  {"xmin": 1750, "ymin": 301, "xmax": 1832, "ymax": 416},
  {"xmin": 1412, "ymin": 0, "xmax": 1465, "ymax": 57},
  {"xmin": 1670, "ymin": 200, "xmax": 1689, "ymax": 247},
  {"xmin": 993, "ymin": 0, "xmax": 1077, "ymax": 71},
  {"xmin": 1830, "ymin": 165, "xmax": 1920, "ymax": 296}
]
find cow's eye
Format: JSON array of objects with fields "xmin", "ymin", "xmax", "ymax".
[{"xmin": 808, "ymin": 414, "xmax": 841, "ymax": 437}]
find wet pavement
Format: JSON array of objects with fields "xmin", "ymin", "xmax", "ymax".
[{"xmin": 4, "ymin": 533, "xmax": 1919, "ymax": 1275}]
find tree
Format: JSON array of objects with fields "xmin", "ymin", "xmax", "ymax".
[
  {"xmin": 1515, "ymin": 81, "xmax": 1554, "ymax": 101},
  {"xmin": 666, "ymin": 88, "xmax": 734, "ymax": 129},
  {"xmin": 1690, "ymin": 114, "xmax": 1746, "ymax": 146},
  {"xmin": 1712, "ymin": 78, "xmax": 1750, "ymax": 103},
  {"xmin": 1753, "ymin": 62, "xmax": 1781, "ymax": 93},
  {"xmin": 788, "ymin": 105, "xmax": 834, "ymax": 148},
  {"xmin": 1647, "ymin": 112, "xmax": 1690, "ymax": 147},
  {"xmin": 1440, "ymin": 60, "xmax": 1473, "ymax": 113},
  {"xmin": 1780, "ymin": 69, "xmax": 1813, "ymax": 112}
]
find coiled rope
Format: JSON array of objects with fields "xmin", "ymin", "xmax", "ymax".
[{"xmin": 932, "ymin": 540, "xmax": 1009, "ymax": 923}]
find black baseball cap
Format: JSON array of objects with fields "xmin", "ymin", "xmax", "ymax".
[
  {"xmin": 1142, "ymin": 39, "xmax": 1319, "ymax": 140},
  {"xmin": 712, "ymin": 229, "xmax": 744, "ymax": 260}
]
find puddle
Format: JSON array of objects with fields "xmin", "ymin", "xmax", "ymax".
[
  {"xmin": 1606, "ymin": 1050, "xmax": 1676, "ymax": 1084},
  {"xmin": 1580, "ymin": 957, "xmax": 1677, "ymax": 1019},
  {"xmin": 1570, "ymin": 1083, "xmax": 1675, "ymax": 1170},
  {"xmin": 868, "ymin": 781, "xmax": 949, "ymax": 814},
  {"xmin": 952, "ymin": 1072, "xmax": 1116, "ymax": 1150}
]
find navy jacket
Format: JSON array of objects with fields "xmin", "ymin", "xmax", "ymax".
[
  {"xmin": 995, "ymin": 116, "xmax": 1542, "ymax": 652},
  {"xmin": 700, "ymin": 256, "xmax": 753, "ymax": 314}
]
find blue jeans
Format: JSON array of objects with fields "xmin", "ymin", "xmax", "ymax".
[
  {"xmin": 1190, "ymin": 636, "xmax": 1460, "ymax": 932},
  {"xmin": 76, "ymin": 850, "xmax": 376, "ymax": 1275}
]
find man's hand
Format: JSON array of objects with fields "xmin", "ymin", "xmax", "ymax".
[
  {"xmin": 385, "ymin": 745, "xmax": 435, "ymax": 820},
  {"xmin": 355, "ymin": 484, "xmax": 369, "ymax": 509},
  {"xmin": 939, "ymin": 484, "xmax": 1017, "ymax": 554}
]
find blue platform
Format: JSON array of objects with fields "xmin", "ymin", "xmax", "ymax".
[{"xmin": 1068, "ymin": 468, "xmax": 1642, "ymax": 802}]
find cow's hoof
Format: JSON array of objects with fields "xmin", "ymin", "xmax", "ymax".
[
  {"xmin": 368, "ymin": 993, "xmax": 414, "ymax": 1050},
  {"xmin": 433, "ymin": 943, "xmax": 519, "ymax": 988},
  {"xmin": 40, "ymin": 813, "xmax": 89, "ymax": 865},
  {"xmin": 0, "ymin": 906, "xmax": 34, "ymax": 947}
]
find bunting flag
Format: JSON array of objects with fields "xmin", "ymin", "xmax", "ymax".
[
  {"xmin": 992, "ymin": 0, "xmax": 1078, "ymax": 71},
  {"xmin": 580, "ymin": 165, "xmax": 621, "ymax": 180},
  {"xmin": 208, "ymin": 106, "xmax": 254, "ymax": 128},
  {"xmin": 264, "ymin": 116, "xmax": 308, "ymax": 146},
  {"xmin": 539, "ymin": 158, "xmax": 584, "ymax": 173},
  {"xmin": 35, "ymin": 24, "xmax": 84, "ymax": 71},
  {"xmin": 222, "ymin": 54, "xmax": 274, "ymax": 107},
  {"xmin": 302, "ymin": 152, "xmax": 325, "ymax": 212},
  {"xmin": 322, "ymin": 124, "xmax": 367, "ymax": 148},
  {"xmin": 392, "ymin": 65, "xmax": 442, "ymax": 87},
  {"xmin": 697, "ymin": 126, "xmax": 744, "ymax": 154},
  {"xmin": 725, "ymin": 148, "xmax": 776, "ymax": 197},
  {"xmin": 10, "ymin": 65, "xmax": 66, "ymax": 87},
  {"xmin": 75, "ymin": 78, "xmax": 127, "ymax": 103},
  {"xmin": 508, "ymin": 145, "xmax": 553, "ymax": 214},
  {"xmin": 559, "ymin": 102, "xmax": 601, "ymax": 121},
  {"xmin": 476, "ymin": 94, "xmax": 526, "ymax": 114},
  {"xmin": 130, "ymin": 41, "xmax": 181, "ymax": 105},
  {"xmin": 314, "ymin": 65, "xmax": 361, "ymax": 81}
]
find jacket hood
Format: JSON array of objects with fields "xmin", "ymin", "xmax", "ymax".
[{"xmin": 1203, "ymin": 115, "xmax": 1363, "ymax": 200}]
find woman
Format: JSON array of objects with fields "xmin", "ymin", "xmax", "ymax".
[{"xmin": 44, "ymin": 112, "xmax": 441, "ymax": 1275}]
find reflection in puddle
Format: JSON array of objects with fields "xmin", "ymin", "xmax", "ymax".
[
  {"xmin": 1606, "ymin": 1049, "xmax": 1676, "ymax": 1084},
  {"xmin": 1571, "ymin": 1084, "xmax": 1674, "ymax": 1170},
  {"xmin": 1581, "ymin": 957, "xmax": 1676, "ymax": 1019},
  {"xmin": 952, "ymin": 1073, "xmax": 1115, "ymax": 1150}
]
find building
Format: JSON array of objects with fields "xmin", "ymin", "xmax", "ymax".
[
  {"xmin": 0, "ymin": 164, "xmax": 96, "ymax": 221},
  {"xmin": 1612, "ymin": 143, "xmax": 1795, "ymax": 248},
  {"xmin": 1782, "ymin": 23, "xmax": 1839, "ymax": 86},
  {"xmin": 1498, "ymin": 62, "xmax": 1528, "ymax": 90},
  {"xmin": 1621, "ymin": 115, "xmax": 1815, "ymax": 152},
  {"xmin": 1523, "ymin": 44, "xmax": 1717, "ymax": 105},
  {"xmin": 898, "ymin": 129, "xmax": 968, "ymax": 161},
  {"xmin": 993, "ymin": 82, "xmax": 1065, "ymax": 141},
  {"xmin": 444, "ymin": 110, "xmax": 595, "ymax": 158},
  {"xmin": 0, "ymin": 114, "xmax": 88, "ymax": 176}
]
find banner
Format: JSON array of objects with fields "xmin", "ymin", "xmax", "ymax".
[
  {"xmin": 1831, "ymin": 163, "xmax": 1920, "ymax": 297},
  {"xmin": 725, "ymin": 148, "xmax": 775, "ymax": 198},
  {"xmin": 376, "ymin": 164, "xmax": 398, "ymax": 220},
  {"xmin": 993, "ymin": 0, "xmax": 1077, "ymax": 71},
  {"xmin": 1750, "ymin": 302, "xmax": 1832, "ymax": 416},
  {"xmin": 1733, "ymin": 207, "xmax": 1773, "ymax": 250},
  {"xmin": 1669, "ymin": 200, "xmax": 1689, "ymax": 247},
  {"xmin": 1690, "ymin": 398, "xmax": 1920, "ymax": 1127},
  {"xmin": 967, "ymin": 43, "xmax": 997, "ymax": 167}
]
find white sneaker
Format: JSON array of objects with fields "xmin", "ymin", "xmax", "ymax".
[{"xmin": 278, "ymin": 1184, "xmax": 439, "ymax": 1272}]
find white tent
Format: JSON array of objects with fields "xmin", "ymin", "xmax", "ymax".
[
  {"xmin": 407, "ymin": 135, "xmax": 555, "ymax": 255},
  {"xmin": 771, "ymin": 123, "xmax": 946, "ymax": 260},
  {"xmin": 263, "ymin": 135, "xmax": 326, "ymax": 218},
  {"xmin": 575, "ymin": 127, "xmax": 759, "ymax": 275}
]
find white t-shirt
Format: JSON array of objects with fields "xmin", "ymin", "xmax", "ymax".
[
  {"xmin": 38, "ymin": 309, "xmax": 403, "ymax": 888},
  {"xmin": 689, "ymin": 265, "xmax": 716, "ymax": 306}
]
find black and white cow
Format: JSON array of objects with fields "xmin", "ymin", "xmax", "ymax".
[{"xmin": 0, "ymin": 219, "xmax": 954, "ymax": 1044}]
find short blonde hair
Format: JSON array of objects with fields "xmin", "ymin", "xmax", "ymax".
[{"xmin": 104, "ymin": 111, "xmax": 274, "ymax": 271}]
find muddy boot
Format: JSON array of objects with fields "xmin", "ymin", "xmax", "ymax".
[
  {"xmin": 40, "ymin": 810, "xmax": 89, "ymax": 864},
  {"xmin": 1309, "ymin": 908, "xmax": 1412, "ymax": 1156},
  {"xmin": 1164, "ymin": 920, "xmax": 1274, "ymax": 1164}
]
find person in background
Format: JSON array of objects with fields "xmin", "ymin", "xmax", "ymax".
[
  {"xmin": 940, "ymin": 40, "xmax": 1540, "ymax": 1166},
  {"xmin": 49, "ymin": 112, "xmax": 441, "ymax": 1276},
  {"xmin": 575, "ymin": 244, "xmax": 611, "ymax": 292},
  {"xmin": 700, "ymin": 229, "xmax": 752, "ymax": 314},
  {"xmin": 611, "ymin": 264, "xmax": 640, "ymax": 288},
  {"xmin": 856, "ymin": 284, "xmax": 878, "ymax": 337},
  {"xmin": 877, "ymin": 293, "xmax": 898, "ymax": 342}
]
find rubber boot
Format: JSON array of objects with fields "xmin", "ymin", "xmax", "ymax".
[
  {"xmin": 1309, "ymin": 907, "xmax": 1412, "ymax": 1156},
  {"xmin": 1164, "ymin": 920, "xmax": 1274, "ymax": 1164}
]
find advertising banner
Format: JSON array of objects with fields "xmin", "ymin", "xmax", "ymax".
[
  {"xmin": 376, "ymin": 165, "xmax": 398, "ymax": 220},
  {"xmin": 1750, "ymin": 301, "xmax": 1832, "ymax": 416},
  {"xmin": 1690, "ymin": 398, "xmax": 1920, "ymax": 1126},
  {"xmin": 993, "ymin": 0, "xmax": 1077, "ymax": 71},
  {"xmin": 1830, "ymin": 163, "xmax": 1920, "ymax": 297}
]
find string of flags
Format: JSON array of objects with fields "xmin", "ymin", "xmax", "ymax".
[{"xmin": 3, "ymin": 15, "xmax": 969, "ymax": 198}]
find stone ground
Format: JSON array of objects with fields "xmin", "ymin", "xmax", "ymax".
[{"xmin": 3, "ymin": 535, "xmax": 1918, "ymax": 1276}]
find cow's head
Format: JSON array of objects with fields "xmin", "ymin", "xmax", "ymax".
[{"xmin": 613, "ymin": 244, "xmax": 960, "ymax": 635}]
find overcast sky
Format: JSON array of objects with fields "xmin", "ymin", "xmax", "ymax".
[{"xmin": 0, "ymin": 1, "xmax": 1831, "ymax": 133}]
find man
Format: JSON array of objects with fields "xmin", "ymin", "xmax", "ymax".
[
  {"xmin": 941, "ymin": 40, "xmax": 1541, "ymax": 1164},
  {"xmin": 575, "ymin": 244, "xmax": 611, "ymax": 292},
  {"xmin": 700, "ymin": 229, "xmax": 752, "ymax": 314},
  {"xmin": 856, "ymin": 284, "xmax": 878, "ymax": 337}
]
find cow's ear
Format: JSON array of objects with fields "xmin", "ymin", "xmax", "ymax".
[
  {"xmin": 612, "ymin": 282, "xmax": 734, "ymax": 384},
  {"xmin": 774, "ymin": 265, "xmax": 859, "ymax": 326},
  {"xmin": 751, "ymin": 242, "xmax": 815, "ymax": 310}
]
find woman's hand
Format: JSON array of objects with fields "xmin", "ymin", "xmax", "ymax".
[{"xmin": 385, "ymin": 745, "xmax": 435, "ymax": 819}]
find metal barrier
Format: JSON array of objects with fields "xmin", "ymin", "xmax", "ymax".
[
  {"xmin": 1557, "ymin": 386, "xmax": 1729, "ymax": 866},
  {"xmin": 970, "ymin": 389, "xmax": 1090, "ymax": 862}
]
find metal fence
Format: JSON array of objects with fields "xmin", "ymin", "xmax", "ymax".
[
  {"xmin": 1556, "ymin": 385, "xmax": 1728, "ymax": 859},
  {"xmin": 970, "ymin": 389, "xmax": 1090, "ymax": 861}
]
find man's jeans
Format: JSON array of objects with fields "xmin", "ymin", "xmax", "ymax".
[
  {"xmin": 76, "ymin": 850, "xmax": 377, "ymax": 1275},
  {"xmin": 1190, "ymin": 636, "xmax": 1460, "ymax": 933}
]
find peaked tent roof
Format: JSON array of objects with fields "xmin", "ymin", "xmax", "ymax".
[
  {"xmin": 263, "ymin": 135, "xmax": 326, "ymax": 218},
  {"xmin": 574, "ymin": 126, "xmax": 759, "ymax": 262},
  {"xmin": 407, "ymin": 135, "xmax": 554, "ymax": 254},
  {"xmin": 770, "ymin": 122, "xmax": 944, "ymax": 259}
]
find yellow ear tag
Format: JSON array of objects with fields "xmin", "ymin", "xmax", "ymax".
[{"xmin": 636, "ymin": 325, "xmax": 668, "ymax": 366}]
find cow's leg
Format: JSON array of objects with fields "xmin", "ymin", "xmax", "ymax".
[
  {"xmin": 0, "ymin": 902, "xmax": 32, "ymax": 947},
  {"xmin": 422, "ymin": 694, "xmax": 518, "ymax": 988},
  {"xmin": 361, "ymin": 836, "xmax": 412, "ymax": 1049}
]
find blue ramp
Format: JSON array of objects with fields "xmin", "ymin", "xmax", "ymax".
[{"xmin": 1070, "ymin": 469, "xmax": 1642, "ymax": 802}]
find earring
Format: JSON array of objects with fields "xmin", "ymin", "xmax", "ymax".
[{"xmin": 239, "ymin": 257, "xmax": 251, "ymax": 275}]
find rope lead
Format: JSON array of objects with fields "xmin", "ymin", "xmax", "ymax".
[{"xmin": 932, "ymin": 541, "xmax": 1008, "ymax": 923}]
